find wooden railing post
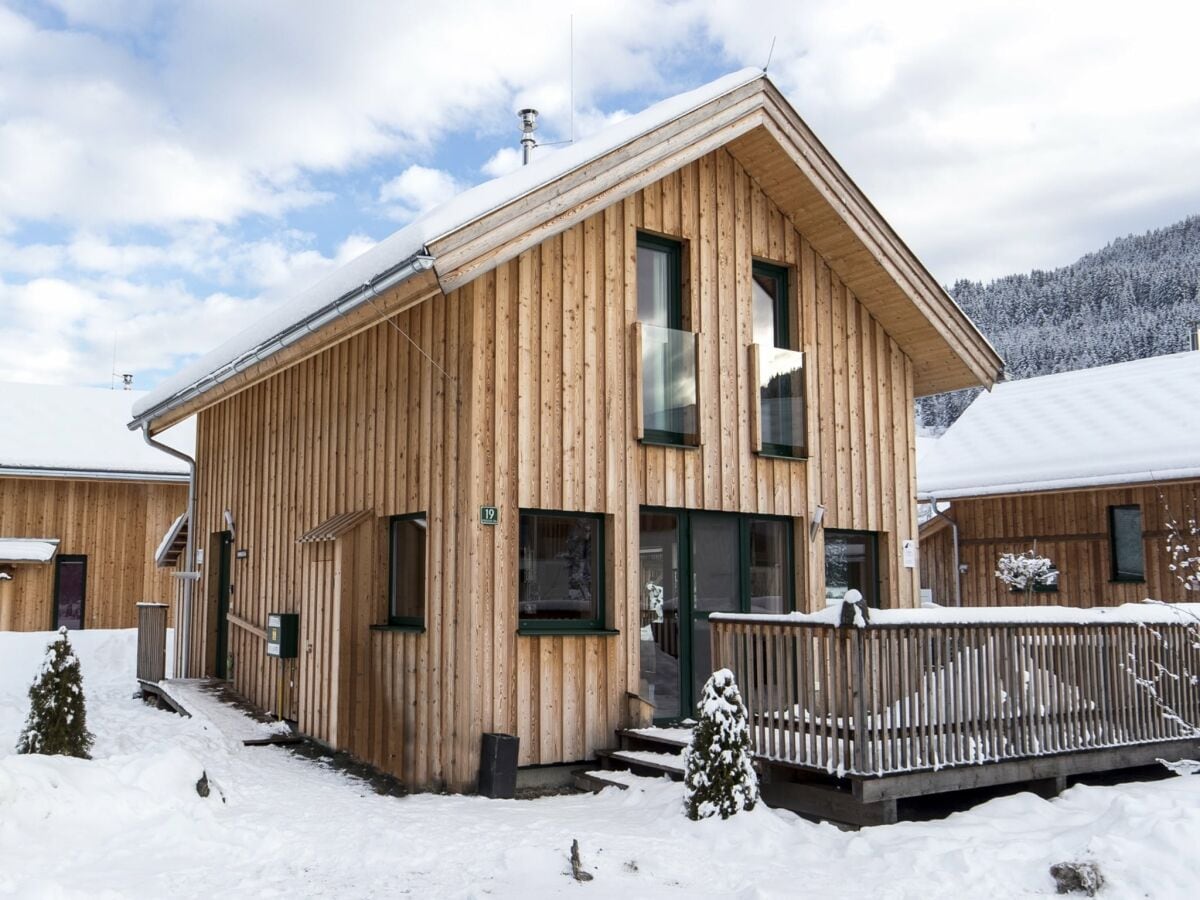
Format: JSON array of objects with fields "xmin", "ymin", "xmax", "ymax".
[
  {"xmin": 852, "ymin": 625, "xmax": 869, "ymax": 774},
  {"xmin": 136, "ymin": 602, "xmax": 168, "ymax": 685}
]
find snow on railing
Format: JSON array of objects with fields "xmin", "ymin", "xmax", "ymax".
[{"xmin": 711, "ymin": 601, "xmax": 1200, "ymax": 777}]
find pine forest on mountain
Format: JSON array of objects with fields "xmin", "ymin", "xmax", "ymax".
[{"xmin": 918, "ymin": 215, "xmax": 1200, "ymax": 431}]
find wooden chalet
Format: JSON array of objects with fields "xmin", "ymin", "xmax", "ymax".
[
  {"xmin": 0, "ymin": 382, "xmax": 192, "ymax": 631},
  {"xmin": 919, "ymin": 351, "xmax": 1200, "ymax": 608},
  {"xmin": 129, "ymin": 68, "xmax": 1004, "ymax": 793}
]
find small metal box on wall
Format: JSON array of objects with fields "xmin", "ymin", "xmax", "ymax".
[{"xmin": 266, "ymin": 612, "xmax": 299, "ymax": 658}]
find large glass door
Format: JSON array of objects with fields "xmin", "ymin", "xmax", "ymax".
[
  {"xmin": 688, "ymin": 514, "xmax": 741, "ymax": 710},
  {"xmin": 639, "ymin": 510, "xmax": 793, "ymax": 721}
]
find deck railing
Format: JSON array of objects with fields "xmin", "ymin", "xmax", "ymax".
[{"xmin": 711, "ymin": 608, "xmax": 1200, "ymax": 777}]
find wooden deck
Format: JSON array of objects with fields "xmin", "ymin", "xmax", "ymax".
[{"xmin": 712, "ymin": 608, "xmax": 1200, "ymax": 823}]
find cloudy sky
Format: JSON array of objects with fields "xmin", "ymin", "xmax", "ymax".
[{"xmin": 2, "ymin": 0, "xmax": 1198, "ymax": 389}]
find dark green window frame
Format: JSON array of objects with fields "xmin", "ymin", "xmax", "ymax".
[
  {"xmin": 824, "ymin": 529, "xmax": 882, "ymax": 608},
  {"xmin": 636, "ymin": 232, "xmax": 683, "ymax": 330},
  {"xmin": 752, "ymin": 260, "xmax": 790, "ymax": 350},
  {"xmin": 517, "ymin": 509, "xmax": 611, "ymax": 635},
  {"xmin": 640, "ymin": 508, "xmax": 796, "ymax": 615},
  {"xmin": 385, "ymin": 513, "xmax": 427, "ymax": 630},
  {"xmin": 1109, "ymin": 505, "xmax": 1146, "ymax": 583}
]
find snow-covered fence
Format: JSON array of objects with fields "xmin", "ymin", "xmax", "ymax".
[{"xmin": 710, "ymin": 604, "xmax": 1200, "ymax": 777}]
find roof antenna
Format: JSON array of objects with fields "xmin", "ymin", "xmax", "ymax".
[
  {"xmin": 763, "ymin": 35, "xmax": 777, "ymax": 72},
  {"xmin": 569, "ymin": 14, "xmax": 575, "ymax": 144},
  {"xmin": 518, "ymin": 108, "xmax": 539, "ymax": 165}
]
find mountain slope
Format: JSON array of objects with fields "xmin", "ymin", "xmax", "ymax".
[{"xmin": 919, "ymin": 215, "xmax": 1200, "ymax": 430}]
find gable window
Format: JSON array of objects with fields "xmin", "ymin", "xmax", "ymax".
[
  {"xmin": 388, "ymin": 514, "xmax": 427, "ymax": 628},
  {"xmin": 518, "ymin": 510, "xmax": 605, "ymax": 632},
  {"xmin": 637, "ymin": 233, "xmax": 698, "ymax": 446},
  {"xmin": 1109, "ymin": 505, "xmax": 1145, "ymax": 582},
  {"xmin": 752, "ymin": 261, "xmax": 789, "ymax": 349},
  {"xmin": 637, "ymin": 233, "xmax": 682, "ymax": 329},
  {"xmin": 752, "ymin": 260, "xmax": 806, "ymax": 458}
]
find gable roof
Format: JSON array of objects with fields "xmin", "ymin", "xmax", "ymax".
[
  {"xmin": 132, "ymin": 69, "xmax": 1002, "ymax": 433},
  {"xmin": 0, "ymin": 382, "xmax": 193, "ymax": 480},
  {"xmin": 918, "ymin": 351, "xmax": 1200, "ymax": 500}
]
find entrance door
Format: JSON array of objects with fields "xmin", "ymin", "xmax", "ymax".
[
  {"xmin": 688, "ymin": 514, "xmax": 741, "ymax": 711},
  {"xmin": 53, "ymin": 555, "xmax": 87, "ymax": 630},
  {"xmin": 638, "ymin": 510, "xmax": 793, "ymax": 721},
  {"xmin": 208, "ymin": 531, "xmax": 233, "ymax": 678}
]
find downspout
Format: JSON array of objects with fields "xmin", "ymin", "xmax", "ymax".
[
  {"xmin": 142, "ymin": 426, "xmax": 196, "ymax": 678},
  {"xmin": 930, "ymin": 497, "xmax": 961, "ymax": 607}
]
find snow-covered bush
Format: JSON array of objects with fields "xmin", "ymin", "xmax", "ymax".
[
  {"xmin": 996, "ymin": 550, "xmax": 1056, "ymax": 599},
  {"xmin": 1165, "ymin": 511, "xmax": 1199, "ymax": 593},
  {"xmin": 16, "ymin": 627, "xmax": 94, "ymax": 759},
  {"xmin": 683, "ymin": 668, "xmax": 758, "ymax": 821}
]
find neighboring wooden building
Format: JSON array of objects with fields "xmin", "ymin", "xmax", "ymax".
[
  {"xmin": 0, "ymin": 382, "xmax": 192, "ymax": 631},
  {"xmin": 919, "ymin": 351, "xmax": 1200, "ymax": 607},
  {"xmin": 130, "ymin": 69, "xmax": 1001, "ymax": 791}
]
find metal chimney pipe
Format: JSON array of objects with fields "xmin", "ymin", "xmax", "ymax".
[{"xmin": 518, "ymin": 108, "xmax": 538, "ymax": 165}]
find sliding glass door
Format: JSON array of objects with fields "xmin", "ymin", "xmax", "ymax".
[{"xmin": 638, "ymin": 510, "xmax": 793, "ymax": 721}]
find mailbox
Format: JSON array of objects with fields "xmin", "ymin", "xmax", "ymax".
[{"xmin": 266, "ymin": 613, "xmax": 299, "ymax": 658}]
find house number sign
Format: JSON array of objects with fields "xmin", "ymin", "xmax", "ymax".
[{"xmin": 480, "ymin": 506, "xmax": 499, "ymax": 526}]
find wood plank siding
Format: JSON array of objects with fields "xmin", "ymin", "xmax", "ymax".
[
  {"xmin": 920, "ymin": 481, "xmax": 1200, "ymax": 607},
  {"xmin": 0, "ymin": 476, "xmax": 184, "ymax": 631},
  {"xmin": 184, "ymin": 147, "xmax": 922, "ymax": 791}
]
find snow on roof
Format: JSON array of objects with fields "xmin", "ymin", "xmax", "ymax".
[
  {"xmin": 0, "ymin": 382, "xmax": 194, "ymax": 478},
  {"xmin": 0, "ymin": 538, "xmax": 60, "ymax": 563},
  {"xmin": 132, "ymin": 68, "xmax": 765, "ymax": 423},
  {"xmin": 919, "ymin": 351, "xmax": 1200, "ymax": 499}
]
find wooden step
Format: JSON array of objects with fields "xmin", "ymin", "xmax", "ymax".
[
  {"xmin": 597, "ymin": 748, "xmax": 687, "ymax": 780},
  {"xmin": 616, "ymin": 726, "xmax": 694, "ymax": 754},
  {"xmin": 573, "ymin": 770, "xmax": 631, "ymax": 793}
]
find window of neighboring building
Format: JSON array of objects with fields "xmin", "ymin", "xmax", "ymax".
[
  {"xmin": 1109, "ymin": 505, "xmax": 1145, "ymax": 582},
  {"xmin": 824, "ymin": 529, "xmax": 880, "ymax": 608},
  {"xmin": 388, "ymin": 514, "xmax": 427, "ymax": 627},
  {"xmin": 518, "ymin": 510, "xmax": 605, "ymax": 632}
]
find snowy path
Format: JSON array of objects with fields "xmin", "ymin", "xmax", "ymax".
[{"xmin": 3, "ymin": 629, "xmax": 1200, "ymax": 898}]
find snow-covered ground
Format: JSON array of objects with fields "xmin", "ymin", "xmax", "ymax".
[{"xmin": 3, "ymin": 629, "xmax": 1200, "ymax": 898}]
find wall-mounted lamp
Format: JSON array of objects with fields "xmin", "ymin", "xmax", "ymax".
[
  {"xmin": 224, "ymin": 509, "xmax": 236, "ymax": 541},
  {"xmin": 809, "ymin": 504, "xmax": 826, "ymax": 542}
]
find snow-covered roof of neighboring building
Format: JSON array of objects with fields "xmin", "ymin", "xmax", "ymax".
[
  {"xmin": 0, "ymin": 382, "xmax": 193, "ymax": 479},
  {"xmin": 132, "ymin": 68, "xmax": 765, "ymax": 424},
  {"xmin": 919, "ymin": 351, "xmax": 1200, "ymax": 499},
  {"xmin": 0, "ymin": 538, "xmax": 59, "ymax": 563}
]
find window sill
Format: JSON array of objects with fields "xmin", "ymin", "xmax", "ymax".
[
  {"xmin": 639, "ymin": 439, "xmax": 700, "ymax": 450},
  {"xmin": 756, "ymin": 450, "xmax": 808, "ymax": 462},
  {"xmin": 517, "ymin": 627, "xmax": 620, "ymax": 637},
  {"xmin": 370, "ymin": 623, "xmax": 426, "ymax": 634},
  {"xmin": 1110, "ymin": 578, "xmax": 1146, "ymax": 585}
]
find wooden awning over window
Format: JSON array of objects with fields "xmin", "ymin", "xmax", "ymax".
[
  {"xmin": 0, "ymin": 537, "xmax": 60, "ymax": 564},
  {"xmin": 296, "ymin": 510, "xmax": 372, "ymax": 544},
  {"xmin": 155, "ymin": 513, "xmax": 188, "ymax": 568}
]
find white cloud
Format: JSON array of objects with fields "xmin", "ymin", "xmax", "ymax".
[
  {"xmin": 481, "ymin": 147, "xmax": 523, "ymax": 179},
  {"xmin": 378, "ymin": 165, "xmax": 463, "ymax": 222},
  {"xmin": 5, "ymin": 0, "xmax": 1200, "ymax": 391}
]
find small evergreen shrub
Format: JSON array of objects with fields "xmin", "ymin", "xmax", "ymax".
[
  {"xmin": 683, "ymin": 668, "xmax": 758, "ymax": 820},
  {"xmin": 15, "ymin": 627, "xmax": 94, "ymax": 759}
]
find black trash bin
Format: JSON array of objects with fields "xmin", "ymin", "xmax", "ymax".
[{"xmin": 479, "ymin": 732, "xmax": 519, "ymax": 798}]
